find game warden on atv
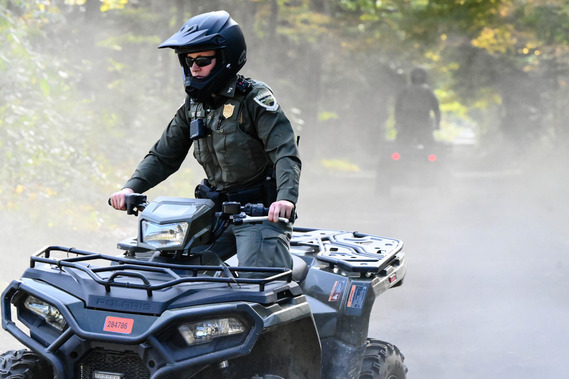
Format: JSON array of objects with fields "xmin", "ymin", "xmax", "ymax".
[{"xmin": 0, "ymin": 194, "xmax": 408, "ymax": 378}]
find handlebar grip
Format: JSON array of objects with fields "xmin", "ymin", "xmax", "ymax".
[
  {"xmin": 244, "ymin": 203, "xmax": 295, "ymax": 222},
  {"xmin": 108, "ymin": 193, "xmax": 147, "ymax": 216},
  {"xmin": 238, "ymin": 216, "xmax": 291, "ymax": 225}
]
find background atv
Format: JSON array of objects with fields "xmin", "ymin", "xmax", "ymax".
[
  {"xmin": 1, "ymin": 195, "xmax": 407, "ymax": 378},
  {"xmin": 376, "ymin": 139, "xmax": 453, "ymax": 197}
]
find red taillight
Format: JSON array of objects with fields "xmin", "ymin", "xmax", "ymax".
[
  {"xmin": 428, "ymin": 154, "xmax": 437, "ymax": 162},
  {"xmin": 391, "ymin": 152, "xmax": 400, "ymax": 160}
]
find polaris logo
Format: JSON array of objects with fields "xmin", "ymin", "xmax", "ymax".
[{"xmin": 94, "ymin": 298, "xmax": 152, "ymax": 312}]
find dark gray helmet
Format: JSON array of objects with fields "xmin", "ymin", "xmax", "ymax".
[
  {"xmin": 410, "ymin": 67, "xmax": 428, "ymax": 85},
  {"xmin": 159, "ymin": 11, "xmax": 247, "ymax": 101}
]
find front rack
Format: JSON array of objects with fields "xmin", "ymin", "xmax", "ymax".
[{"xmin": 31, "ymin": 246, "xmax": 293, "ymax": 296}]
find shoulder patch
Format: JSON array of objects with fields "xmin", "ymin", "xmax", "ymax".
[{"xmin": 254, "ymin": 91, "xmax": 279, "ymax": 111}]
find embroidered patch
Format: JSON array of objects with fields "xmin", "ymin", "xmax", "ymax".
[{"xmin": 254, "ymin": 91, "xmax": 279, "ymax": 111}]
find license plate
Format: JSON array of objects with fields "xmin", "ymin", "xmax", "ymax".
[{"xmin": 103, "ymin": 316, "xmax": 134, "ymax": 334}]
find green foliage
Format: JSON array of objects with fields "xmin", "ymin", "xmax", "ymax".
[
  {"xmin": 101, "ymin": 0, "xmax": 129, "ymax": 13},
  {"xmin": 0, "ymin": 0, "xmax": 171, "ymax": 231},
  {"xmin": 320, "ymin": 158, "xmax": 360, "ymax": 173},
  {"xmin": 317, "ymin": 111, "xmax": 339, "ymax": 122},
  {"xmin": 3, "ymin": 0, "xmax": 569, "ymax": 234},
  {"xmin": 1, "ymin": 6, "xmax": 86, "ymax": 195}
]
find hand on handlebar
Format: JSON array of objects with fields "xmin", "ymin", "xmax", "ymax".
[
  {"xmin": 109, "ymin": 190, "xmax": 147, "ymax": 216},
  {"xmin": 268, "ymin": 200, "xmax": 295, "ymax": 223},
  {"xmin": 109, "ymin": 188, "xmax": 135, "ymax": 211},
  {"xmin": 224, "ymin": 201, "xmax": 294, "ymax": 225}
]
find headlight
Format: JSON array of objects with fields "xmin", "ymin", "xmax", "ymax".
[
  {"xmin": 141, "ymin": 221, "xmax": 189, "ymax": 249},
  {"xmin": 178, "ymin": 317, "xmax": 246, "ymax": 346},
  {"xmin": 24, "ymin": 295, "xmax": 66, "ymax": 331}
]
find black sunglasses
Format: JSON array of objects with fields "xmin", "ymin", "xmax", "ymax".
[{"xmin": 185, "ymin": 55, "xmax": 216, "ymax": 67}]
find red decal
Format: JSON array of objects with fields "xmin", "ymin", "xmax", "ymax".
[
  {"xmin": 347, "ymin": 285, "xmax": 356, "ymax": 307},
  {"xmin": 103, "ymin": 316, "xmax": 134, "ymax": 334},
  {"xmin": 328, "ymin": 280, "xmax": 345, "ymax": 302}
]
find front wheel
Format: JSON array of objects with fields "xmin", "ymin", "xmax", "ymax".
[
  {"xmin": 359, "ymin": 339, "xmax": 407, "ymax": 379},
  {"xmin": 0, "ymin": 349, "xmax": 52, "ymax": 379}
]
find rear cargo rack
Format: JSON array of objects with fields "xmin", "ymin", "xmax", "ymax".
[
  {"xmin": 31, "ymin": 246, "xmax": 293, "ymax": 295},
  {"xmin": 291, "ymin": 228, "xmax": 403, "ymax": 274}
]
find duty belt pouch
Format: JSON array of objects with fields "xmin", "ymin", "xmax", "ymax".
[{"xmin": 194, "ymin": 179, "xmax": 224, "ymax": 211}]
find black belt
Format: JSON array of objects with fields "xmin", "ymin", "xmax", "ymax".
[{"xmin": 195, "ymin": 178, "xmax": 276, "ymax": 210}]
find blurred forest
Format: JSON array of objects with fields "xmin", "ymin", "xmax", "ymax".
[{"xmin": 1, "ymin": 0, "xmax": 569, "ymax": 235}]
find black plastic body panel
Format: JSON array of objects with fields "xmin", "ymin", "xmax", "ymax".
[{"xmin": 1, "ymin": 220, "xmax": 406, "ymax": 378}]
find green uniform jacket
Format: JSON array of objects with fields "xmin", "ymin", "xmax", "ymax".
[{"xmin": 124, "ymin": 76, "xmax": 301, "ymax": 205}]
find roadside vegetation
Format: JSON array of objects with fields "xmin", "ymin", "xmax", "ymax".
[{"xmin": 2, "ymin": 0, "xmax": 568, "ymax": 232}]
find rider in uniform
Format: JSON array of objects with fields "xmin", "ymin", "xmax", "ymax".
[
  {"xmin": 109, "ymin": 11, "xmax": 301, "ymax": 273},
  {"xmin": 394, "ymin": 67, "xmax": 441, "ymax": 146}
]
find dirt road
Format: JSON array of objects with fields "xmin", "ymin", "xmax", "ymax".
[
  {"xmin": 1, "ymin": 155, "xmax": 566, "ymax": 378},
  {"xmin": 298, "ymin": 161, "xmax": 568, "ymax": 378}
]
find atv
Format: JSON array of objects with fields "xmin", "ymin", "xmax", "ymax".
[
  {"xmin": 0, "ymin": 194, "xmax": 408, "ymax": 378},
  {"xmin": 376, "ymin": 139, "xmax": 452, "ymax": 196}
]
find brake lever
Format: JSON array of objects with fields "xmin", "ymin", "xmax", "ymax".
[{"xmin": 125, "ymin": 194, "xmax": 147, "ymax": 216}]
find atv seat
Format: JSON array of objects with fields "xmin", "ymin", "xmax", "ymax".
[
  {"xmin": 291, "ymin": 254, "xmax": 308, "ymax": 283},
  {"xmin": 223, "ymin": 254, "xmax": 307, "ymax": 282}
]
